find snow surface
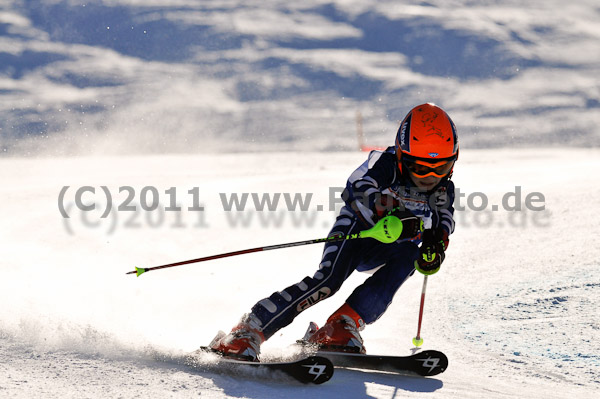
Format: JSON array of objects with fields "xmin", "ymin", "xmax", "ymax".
[
  {"xmin": 1, "ymin": 0, "xmax": 600, "ymax": 155},
  {"xmin": 1, "ymin": 0, "xmax": 600, "ymax": 397},
  {"xmin": 1, "ymin": 149, "xmax": 599, "ymax": 398}
]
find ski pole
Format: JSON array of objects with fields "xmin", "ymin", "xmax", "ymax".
[
  {"xmin": 412, "ymin": 275, "xmax": 429, "ymax": 347},
  {"xmin": 127, "ymin": 214, "xmax": 408, "ymax": 277}
]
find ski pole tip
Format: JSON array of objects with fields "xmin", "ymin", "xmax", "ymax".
[
  {"xmin": 135, "ymin": 267, "xmax": 147, "ymax": 277},
  {"xmin": 412, "ymin": 337, "xmax": 424, "ymax": 347},
  {"xmin": 126, "ymin": 267, "xmax": 146, "ymax": 277}
]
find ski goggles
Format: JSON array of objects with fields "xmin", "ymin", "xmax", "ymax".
[{"xmin": 402, "ymin": 156, "xmax": 456, "ymax": 178}]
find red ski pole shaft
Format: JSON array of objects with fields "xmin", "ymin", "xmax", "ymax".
[
  {"xmin": 413, "ymin": 275, "xmax": 428, "ymax": 347},
  {"xmin": 126, "ymin": 214, "xmax": 408, "ymax": 277},
  {"xmin": 126, "ymin": 235, "xmax": 350, "ymax": 277}
]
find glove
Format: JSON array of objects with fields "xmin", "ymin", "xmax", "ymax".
[
  {"xmin": 388, "ymin": 207, "xmax": 423, "ymax": 241},
  {"xmin": 415, "ymin": 228, "xmax": 449, "ymax": 275}
]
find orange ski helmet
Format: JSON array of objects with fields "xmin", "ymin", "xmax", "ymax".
[{"xmin": 395, "ymin": 103, "xmax": 459, "ymax": 178}]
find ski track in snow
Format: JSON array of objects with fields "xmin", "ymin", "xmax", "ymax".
[{"xmin": 1, "ymin": 149, "xmax": 599, "ymax": 398}]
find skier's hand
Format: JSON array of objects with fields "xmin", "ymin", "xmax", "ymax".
[
  {"xmin": 415, "ymin": 228, "xmax": 449, "ymax": 275},
  {"xmin": 388, "ymin": 207, "xmax": 423, "ymax": 240}
]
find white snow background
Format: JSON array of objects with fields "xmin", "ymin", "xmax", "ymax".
[{"xmin": 1, "ymin": 1, "xmax": 599, "ymax": 398}]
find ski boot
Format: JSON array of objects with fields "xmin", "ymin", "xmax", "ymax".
[
  {"xmin": 208, "ymin": 313, "xmax": 265, "ymax": 362},
  {"xmin": 305, "ymin": 303, "xmax": 366, "ymax": 354}
]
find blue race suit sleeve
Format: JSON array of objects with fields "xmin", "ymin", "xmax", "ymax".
[{"xmin": 342, "ymin": 150, "xmax": 398, "ymax": 226}]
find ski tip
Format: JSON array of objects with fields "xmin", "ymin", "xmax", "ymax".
[
  {"xmin": 412, "ymin": 337, "xmax": 424, "ymax": 347},
  {"xmin": 414, "ymin": 350, "xmax": 449, "ymax": 376},
  {"xmin": 296, "ymin": 356, "xmax": 334, "ymax": 384}
]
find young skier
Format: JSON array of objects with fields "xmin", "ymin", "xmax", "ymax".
[{"xmin": 208, "ymin": 103, "xmax": 459, "ymax": 361}]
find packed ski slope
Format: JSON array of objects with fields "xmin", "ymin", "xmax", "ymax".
[
  {"xmin": 1, "ymin": 149, "xmax": 599, "ymax": 398},
  {"xmin": 1, "ymin": 1, "xmax": 600, "ymax": 396}
]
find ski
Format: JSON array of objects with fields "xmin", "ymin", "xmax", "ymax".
[
  {"xmin": 157, "ymin": 347, "xmax": 334, "ymax": 385},
  {"xmin": 313, "ymin": 349, "xmax": 448, "ymax": 377}
]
